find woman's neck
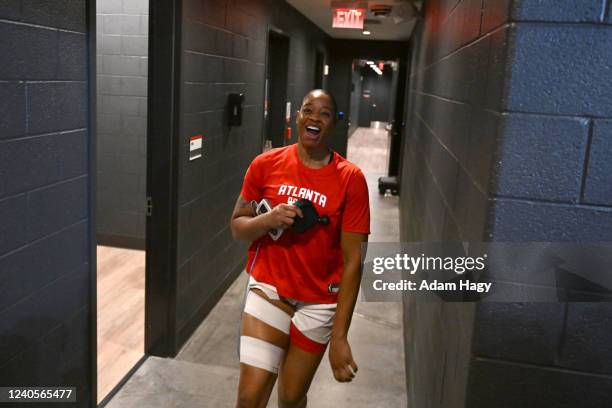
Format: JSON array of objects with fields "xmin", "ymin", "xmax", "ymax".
[{"xmin": 296, "ymin": 143, "xmax": 331, "ymax": 169}]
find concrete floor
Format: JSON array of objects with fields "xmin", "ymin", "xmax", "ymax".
[{"xmin": 106, "ymin": 127, "xmax": 406, "ymax": 407}]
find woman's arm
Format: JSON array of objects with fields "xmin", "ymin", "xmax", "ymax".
[
  {"xmin": 230, "ymin": 195, "xmax": 303, "ymax": 242},
  {"xmin": 329, "ymin": 230, "xmax": 368, "ymax": 382}
]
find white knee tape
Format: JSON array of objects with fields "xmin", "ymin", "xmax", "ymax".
[
  {"xmin": 244, "ymin": 290, "xmax": 291, "ymax": 334},
  {"xmin": 240, "ymin": 336, "xmax": 285, "ymax": 374}
]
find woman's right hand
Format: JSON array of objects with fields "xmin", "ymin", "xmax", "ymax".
[{"xmin": 266, "ymin": 203, "xmax": 303, "ymax": 230}]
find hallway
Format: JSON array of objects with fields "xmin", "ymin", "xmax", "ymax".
[
  {"xmin": 4, "ymin": 1, "xmax": 612, "ymax": 406},
  {"xmin": 106, "ymin": 127, "xmax": 406, "ymax": 407}
]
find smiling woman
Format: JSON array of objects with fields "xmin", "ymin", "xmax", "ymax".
[
  {"xmin": 230, "ymin": 90, "xmax": 371, "ymax": 408},
  {"xmin": 298, "ymin": 89, "xmax": 338, "ymax": 150}
]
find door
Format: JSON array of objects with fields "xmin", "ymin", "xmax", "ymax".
[
  {"xmin": 265, "ymin": 31, "xmax": 290, "ymax": 148},
  {"xmin": 359, "ymin": 63, "xmax": 393, "ymax": 127}
]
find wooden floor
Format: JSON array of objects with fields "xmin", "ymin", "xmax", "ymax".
[{"xmin": 97, "ymin": 245, "xmax": 145, "ymax": 403}]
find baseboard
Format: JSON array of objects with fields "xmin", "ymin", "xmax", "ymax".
[
  {"xmin": 97, "ymin": 234, "xmax": 146, "ymax": 250},
  {"xmin": 97, "ymin": 354, "xmax": 148, "ymax": 407}
]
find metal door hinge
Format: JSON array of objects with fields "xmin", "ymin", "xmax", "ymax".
[{"xmin": 146, "ymin": 196, "xmax": 153, "ymax": 217}]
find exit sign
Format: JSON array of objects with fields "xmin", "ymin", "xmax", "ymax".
[{"xmin": 332, "ymin": 8, "xmax": 365, "ymax": 29}]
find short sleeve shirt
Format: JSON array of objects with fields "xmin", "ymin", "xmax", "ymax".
[{"xmin": 240, "ymin": 143, "xmax": 370, "ymax": 303}]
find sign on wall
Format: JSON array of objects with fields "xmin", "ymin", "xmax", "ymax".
[
  {"xmin": 189, "ymin": 135, "xmax": 203, "ymax": 161},
  {"xmin": 332, "ymin": 8, "xmax": 366, "ymax": 29}
]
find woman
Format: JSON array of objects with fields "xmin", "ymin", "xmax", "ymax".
[{"xmin": 230, "ymin": 89, "xmax": 370, "ymax": 408}]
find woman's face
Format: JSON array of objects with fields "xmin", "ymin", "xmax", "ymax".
[{"xmin": 296, "ymin": 91, "xmax": 336, "ymax": 149}]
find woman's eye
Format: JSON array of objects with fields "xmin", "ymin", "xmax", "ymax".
[
  {"xmin": 322, "ymin": 112, "xmax": 330, "ymax": 118},
  {"xmin": 302, "ymin": 108, "xmax": 312, "ymax": 114}
]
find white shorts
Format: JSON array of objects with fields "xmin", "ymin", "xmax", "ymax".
[{"xmin": 239, "ymin": 275, "xmax": 337, "ymax": 373}]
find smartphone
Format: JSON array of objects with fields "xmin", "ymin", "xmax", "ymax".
[{"xmin": 255, "ymin": 199, "xmax": 283, "ymax": 241}]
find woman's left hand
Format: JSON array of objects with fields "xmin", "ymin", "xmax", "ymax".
[{"xmin": 329, "ymin": 337, "xmax": 358, "ymax": 382}]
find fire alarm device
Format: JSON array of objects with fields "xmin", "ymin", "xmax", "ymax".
[{"xmin": 285, "ymin": 102, "xmax": 292, "ymax": 122}]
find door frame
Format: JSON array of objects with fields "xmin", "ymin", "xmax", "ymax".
[
  {"xmin": 87, "ymin": 0, "xmax": 97, "ymax": 406},
  {"xmin": 144, "ymin": 0, "xmax": 182, "ymax": 358},
  {"xmin": 89, "ymin": 0, "xmax": 182, "ymax": 405},
  {"xmin": 263, "ymin": 26, "xmax": 291, "ymax": 148},
  {"xmin": 85, "ymin": 0, "xmax": 182, "ymax": 407}
]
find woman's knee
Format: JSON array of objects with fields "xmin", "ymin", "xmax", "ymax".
[
  {"xmin": 236, "ymin": 383, "xmax": 272, "ymax": 408},
  {"xmin": 278, "ymin": 389, "xmax": 307, "ymax": 408}
]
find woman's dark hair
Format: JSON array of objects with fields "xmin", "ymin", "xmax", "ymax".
[{"xmin": 301, "ymin": 89, "xmax": 338, "ymax": 121}]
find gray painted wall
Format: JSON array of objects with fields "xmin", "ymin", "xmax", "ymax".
[
  {"xmin": 400, "ymin": 6, "xmax": 486, "ymax": 404},
  {"xmin": 96, "ymin": 0, "xmax": 148, "ymax": 248},
  {"xmin": 401, "ymin": 0, "xmax": 612, "ymax": 406},
  {"xmin": 0, "ymin": 0, "xmax": 94, "ymax": 405},
  {"xmin": 174, "ymin": 0, "xmax": 329, "ymax": 349}
]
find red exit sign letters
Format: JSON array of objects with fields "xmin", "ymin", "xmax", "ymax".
[{"xmin": 332, "ymin": 8, "xmax": 365, "ymax": 29}]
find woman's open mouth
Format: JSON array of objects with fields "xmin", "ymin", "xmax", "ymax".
[{"xmin": 304, "ymin": 125, "xmax": 321, "ymax": 140}]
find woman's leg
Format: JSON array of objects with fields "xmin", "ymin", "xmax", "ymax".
[
  {"xmin": 277, "ymin": 343, "xmax": 325, "ymax": 408},
  {"xmin": 236, "ymin": 289, "xmax": 295, "ymax": 408},
  {"xmin": 277, "ymin": 303, "xmax": 336, "ymax": 408}
]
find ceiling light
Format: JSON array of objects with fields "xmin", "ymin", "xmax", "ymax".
[
  {"xmin": 362, "ymin": 30, "xmax": 371, "ymax": 35},
  {"xmin": 369, "ymin": 64, "xmax": 383, "ymax": 76},
  {"xmin": 366, "ymin": 61, "xmax": 374, "ymax": 65}
]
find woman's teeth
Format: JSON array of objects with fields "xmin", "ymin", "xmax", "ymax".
[{"xmin": 306, "ymin": 126, "xmax": 321, "ymax": 135}]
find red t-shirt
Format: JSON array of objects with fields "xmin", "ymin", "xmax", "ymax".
[{"xmin": 240, "ymin": 143, "xmax": 370, "ymax": 304}]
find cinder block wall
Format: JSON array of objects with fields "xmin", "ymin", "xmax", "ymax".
[
  {"xmin": 174, "ymin": 0, "xmax": 329, "ymax": 349},
  {"xmin": 401, "ymin": 0, "xmax": 612, "ymax": 406},
  {"xmin": 400, "ymin": 0, "xmax": 503, "ymax": 405},
  {"xmin": 96, "ymin": 0, "xmax": 149, "ymax": 248},
  {"xmin": 0, "ymin": 1, "xmax": 94, "ymax": 405},
  {"xmin": 469, "ymin": 1, "xmax": 612, "ymax": 407}
]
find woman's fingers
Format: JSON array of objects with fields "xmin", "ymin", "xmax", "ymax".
[
  {"xmin": 277, "ymin": 203, "xmax": 303, "ymax": 218},
  {"xmin": 333, "ymin": 363, "xmax": 356, "ymax": 382},
  {"xmin": 280, "ymin": 216, "xmax": 295, "ymax": 227},
  {"xmin": 268, "ymin": 202, "xmax": 307, "ymax": 229},
  {"xmin": 339, "ymin": 367, "xmax": 353, "ymax": 382},
  {"xmin": 282, "ymin": 206, "xmax": 299, "ymax": 218},
  {"xmin": 293, "ymin": 205, "xmax": 304, "ymax": 218},
  {"xmin": 275, "ymin": 205, "xmax": 302, "ymax": 226}
]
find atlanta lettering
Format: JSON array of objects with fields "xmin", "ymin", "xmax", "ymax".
[{"xmin": 277, "ymin": 185, "xmax": 327, "ymax": 207}]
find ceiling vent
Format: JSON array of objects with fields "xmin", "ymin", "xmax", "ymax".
[{"xmin": 370, "ymin": 4, "xmax": 393, "ymax": 18}]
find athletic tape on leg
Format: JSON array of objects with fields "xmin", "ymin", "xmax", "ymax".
[
  {"xmin": 240, "ymin": 336, "xmax": 285, "ymax": 374},
  {"xmin": 244, "ymin": 290, "xmax": 291, "ymax": 334}
]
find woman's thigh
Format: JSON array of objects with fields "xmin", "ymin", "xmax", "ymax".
[
  {"xmin": 277, "ymin": 344, "xmax": 325, "ymax": 407},
  {"xmin": 237, "ymin": 290, "xmax": 295, "ymax": 408}
]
